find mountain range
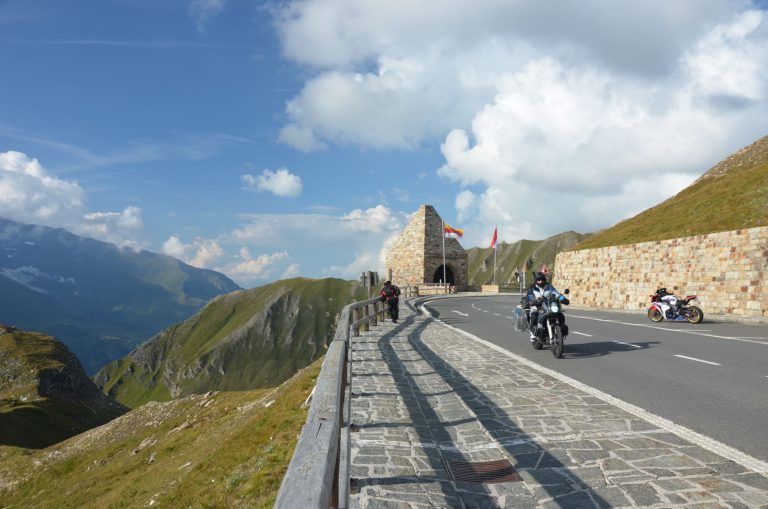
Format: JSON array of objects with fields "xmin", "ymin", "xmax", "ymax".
[
  {"xmin": 95, "ymin": 277, "xmax": 367, "ymax": 408},
  {"xmin": 0, "ymin": 133, "xmax": 766, "ymax": 507},
  {"xmin": 0, "ymin": 218, "xmax": 241, "ymax": 374},
  {"xmin": 467, "ymin": 231, "xmax": 592, "ymax": 288}
]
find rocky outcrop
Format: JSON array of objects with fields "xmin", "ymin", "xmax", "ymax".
[{"xmin": 0, "ymin": 327, "xmax": 127, "ymax": 448}]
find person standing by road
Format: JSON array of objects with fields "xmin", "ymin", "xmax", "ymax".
[{"xmin": 380, "ymin": 280, "xmax": 401, "ymax": 323}]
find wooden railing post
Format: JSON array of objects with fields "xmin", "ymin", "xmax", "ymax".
[
  {"xmin": 363, "ymin": 304, "xmax": 370, "ymax": 331},
  {"xmin": 351, "ymin": 307, "xmax": 359, "ymax": 337}
]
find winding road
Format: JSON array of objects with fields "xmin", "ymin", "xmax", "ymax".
[{"xmin": 422, "ymin": 294, "xmax": 768, "ymax": 464}]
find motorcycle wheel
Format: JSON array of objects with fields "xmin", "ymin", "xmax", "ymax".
[
  {"xmin": 532, "ymin": 333, "xmax": 543, "ymax": 350},
  {"xmin": 647, "ymin": 307, "xmax": 664, "ymax": 322},
  {"xmin": 686, "ymin": 306, "xmax": 704, "ymax": 324},
  {"xmin": 551, "ymin": 325, "xmax": 564, "ymax": 359}
]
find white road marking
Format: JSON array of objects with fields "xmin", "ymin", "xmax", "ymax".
[
  {"xmin": 493, "ymin": 313, "xmax": 501, "ymax": 317},
  {"xmin": 613, "ymin": 340, "xmax": 642, "ymax": 348},
  {"xmin": 483, "ymin": 310, "xmax": 489, "ymax": 313},
  {"xmin": 570, "ymin": 314, "xmax": 768, "ymax": 345},
  {"xmin": 506, "ymin": 316, "xmax": 516, "ymax": 320},
  {"xmin": 422, "ymin": 306, "xmax": 768, "ymax": 474},
  {"xmin": 571, "ymin": 331, "xmax": 593, "ymax": 337},
  {"xmin": 674, "ymin": 354, "xmax": 721, "ymax": 366},
  {"xmin": 452, "ymin": 310, "xmax": 469, "ymax": 317}
]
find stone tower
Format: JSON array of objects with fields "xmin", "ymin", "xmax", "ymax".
[{"xmin": 385, "ymin": 205, "xmax": 468, "ymax": 290}]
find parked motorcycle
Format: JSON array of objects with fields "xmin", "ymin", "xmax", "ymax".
[
  {"xmin": 515, "ymin": 289, "xmax": 570, "ymax": 358},
  {"xmin": 647, "ymin": 289, "xmax": 704, "ymax": 323}
]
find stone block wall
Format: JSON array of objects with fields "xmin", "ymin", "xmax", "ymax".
[
  {"xmin": 385, "ymin": 205, "xmax": 468, "ymax": 290},
  {"xmin": 385, "ymin": 207, "xmax": 427, "ymax": 286},
  {"xmin": 554, "ymin": 226, "xmax": 768, "ymax": 318}
]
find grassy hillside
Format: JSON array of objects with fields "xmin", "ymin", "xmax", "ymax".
[
  {"xmin": 95, "ymin": 277, "xmax": 366, "ymax": 408},
  {"xmin": 0, "ymin": 358, "xmax": 321, "ymax": 509},
  {"xmin": 467, "ymin": 231, "xmax": 591, "ymax": 288},
  {"xmin": 0, "ymin": 327, "xmax": 127, "ymax": 449},
  {"xmin": 574, "ymin": 134, "xmax": 768, "ymax": 250}
]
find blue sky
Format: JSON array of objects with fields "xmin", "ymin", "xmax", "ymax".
[{"xmin": 1, "ymin": 0, "xmax": 767, "ymax": 287}]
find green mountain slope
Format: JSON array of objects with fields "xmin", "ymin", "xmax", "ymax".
[
  {"xmin": 0, "ymin": 358, "xmax": 321, "ymax": 509},
  {"xmin": 94, "ymin": 277, "xmax": 366, "ymax": 408},
  {"xmin": 0, "ymin": 217, "xmax": 241, "ymax": 374},
  {"xmin": 0, "ymin": 326, "xmax": 127, "ymax": 449},
  {"xmin": 467, "ymin": 231, "xmax": 592, "ymax": 288},
  {"xmin": 574, "ymin": 134, "xmax": 768, "ymax": 250}
]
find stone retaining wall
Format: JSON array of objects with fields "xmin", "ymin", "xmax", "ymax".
[{"xmin": 554, "ymin": 226, "xmax": 768, "ymax": 318}]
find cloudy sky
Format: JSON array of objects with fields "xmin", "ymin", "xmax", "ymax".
[{"xmin": 1, "ymin": 0, "xmax": 767, "ymax": 287}]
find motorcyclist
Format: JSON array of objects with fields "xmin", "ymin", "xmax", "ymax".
[
  {"xmin": 656, "ymin": 287, "xmax": 680, "ymax": 314},
  {"xmin": 526, "ymin": 272, "xmax": 568, "ymax": 341}
]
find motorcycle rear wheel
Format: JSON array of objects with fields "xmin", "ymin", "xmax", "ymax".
[
  {"xmin": 647, "ymin": 307, "xmax": 664, "ymax": 322},
  {"xmin": 551, "ymin": 325, "xmax": 564, "ymax": 359},
  {"xmin": 686, "ymin": 306, "xmax": 704, "ymax": 324}
]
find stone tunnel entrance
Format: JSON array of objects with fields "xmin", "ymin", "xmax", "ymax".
[{"xmin": 433, "ymin": 265, "xmax": 455, "ymax": 285}]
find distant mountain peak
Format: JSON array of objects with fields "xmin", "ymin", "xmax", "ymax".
[{"xmin": 0, "ymin": 217, "xmax": 241, "ymax": 374}]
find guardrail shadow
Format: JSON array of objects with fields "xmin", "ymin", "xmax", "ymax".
[
  {"xmin": 403, "ymin": 315, "xmax": 612, "ymax": 507},
  {"xmin": 353, "ymin": 314, "xmax": 498, "ymax": 507},
  {"xmin": 353, "ymin": 310, "xmax": 611, "ymax": 507}
]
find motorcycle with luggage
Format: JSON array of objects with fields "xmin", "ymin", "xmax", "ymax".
[{"xmin": 515, "ymin": 289, "xmax": 570, "ymax": 358}]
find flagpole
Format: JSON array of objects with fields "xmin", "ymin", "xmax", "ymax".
[
  {"xmin": 442, "ymin": 220, "xmax": 446, "ymax": 289},
  {"xmin": 493, "ymin": 225, "xmax": 497, "ymax": 285}
]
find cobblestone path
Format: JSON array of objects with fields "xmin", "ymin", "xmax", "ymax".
[{"xmin": 349, "ymin": 305, "xmax": 768, "ymax": 508}]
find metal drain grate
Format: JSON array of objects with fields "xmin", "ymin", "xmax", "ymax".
[{"xmin": 444, "ymin": 459, "xmax": 522, "ymax": 484}]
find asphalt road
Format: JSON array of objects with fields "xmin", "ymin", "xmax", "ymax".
[{"xmin": 422, "ymin": 294, "xmax": 768, "ymax": 464}]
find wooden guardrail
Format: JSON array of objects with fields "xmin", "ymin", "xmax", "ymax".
[{"xmin": 275, "ymin": 286, "xmax": 417, "ymax": 509}]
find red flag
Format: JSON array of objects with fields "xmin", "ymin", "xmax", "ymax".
[{"xmin": 490, "ymin": 226, "xmax": 497, "ymax": 249}]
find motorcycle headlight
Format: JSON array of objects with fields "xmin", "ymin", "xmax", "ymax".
[{"xmin": 550, "ymin": 302, "xmax": 560, "ymax": 313}]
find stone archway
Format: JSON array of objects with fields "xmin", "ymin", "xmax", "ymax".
[{"xmin": 433, "ymin": 265, "xmax": 455, "ymax": 285}]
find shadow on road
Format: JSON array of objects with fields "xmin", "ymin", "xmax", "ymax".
[{"xmin": 559, "ymin": 340, "xmax": 658, "ymax": 359}]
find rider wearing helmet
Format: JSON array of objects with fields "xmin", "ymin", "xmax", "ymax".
[
  {"xmin": 526, "ymin": 272, "xmax": 567, "ymax": 341},
  {"xmin": 656, "ymin": 287, "xmax": 680, "ymax": 314}
]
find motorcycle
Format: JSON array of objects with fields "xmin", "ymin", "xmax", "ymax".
[
  {"xmin": 515, "ymin": 289, "xmax": 570, "ymax": 358},
  {"xmin": 647, "ymin": 289, "xmax": 704, "ymax": 324}
]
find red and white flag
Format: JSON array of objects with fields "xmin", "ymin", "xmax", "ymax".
[{"xmin": 490, "ymin": 226, "xmax": 498, "ymax": 249}]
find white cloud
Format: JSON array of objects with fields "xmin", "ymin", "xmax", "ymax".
[
  {"xmin": 230, "ymin": 205, "xmax": 403, "ymax": 247},
  {"xmin": 162, "ymin": 235, "xmax": 224, "ymax": 267},
  {"xmin": 242, "ymin": 168, "xmax": 303, "ymax": 198},
  {"xmin": 274, "ymin": 2, "xmax": 768, "ymax": 241},
  {"xmin": 78, "ymin": 206, "xmax": 145, "ymax": 248},
  {"xmin": 222, "ymin": 248, "xmax": 289, "ymax": 280},
  {"xmin": 455, "ymin": 190, "xmax": 476, "ymax": 223},
  {"xmin": 278, "ymin": 124, "xmax": 328, "ymax": 152},
  {"xmin": 282, "ymin": 263, "xmax": 301, "ymax": 278},
  {"xmin": 189, "ymin": 0, "xmax": 225, "ymax": 32},
  {"xmin": 341, "ymin": 205, "xmax": 395, "ymax": 232},
  {"xmin": 436, "ymin": 11, "xmax": 768, "ymax": 243},
  {"xmin": 0, "ymin": 150, "xmax": 145, "ymax": 247},
  {"xmin": 169, "ymin": 205, "xmax": 406, "ymax": 285},
  {"xmin": 0, "ymin": 150, "xmax": 84, "ymax": 224}
]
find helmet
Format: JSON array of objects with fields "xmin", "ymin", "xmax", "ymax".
[{"xmin": 534, "ymin": 272, "xmax": 547, "ymax": 285}]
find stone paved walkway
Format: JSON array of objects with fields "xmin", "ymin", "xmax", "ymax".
[{"xmin": 349, "ymin": 305, "xmax": 768, "ymax": 508}]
